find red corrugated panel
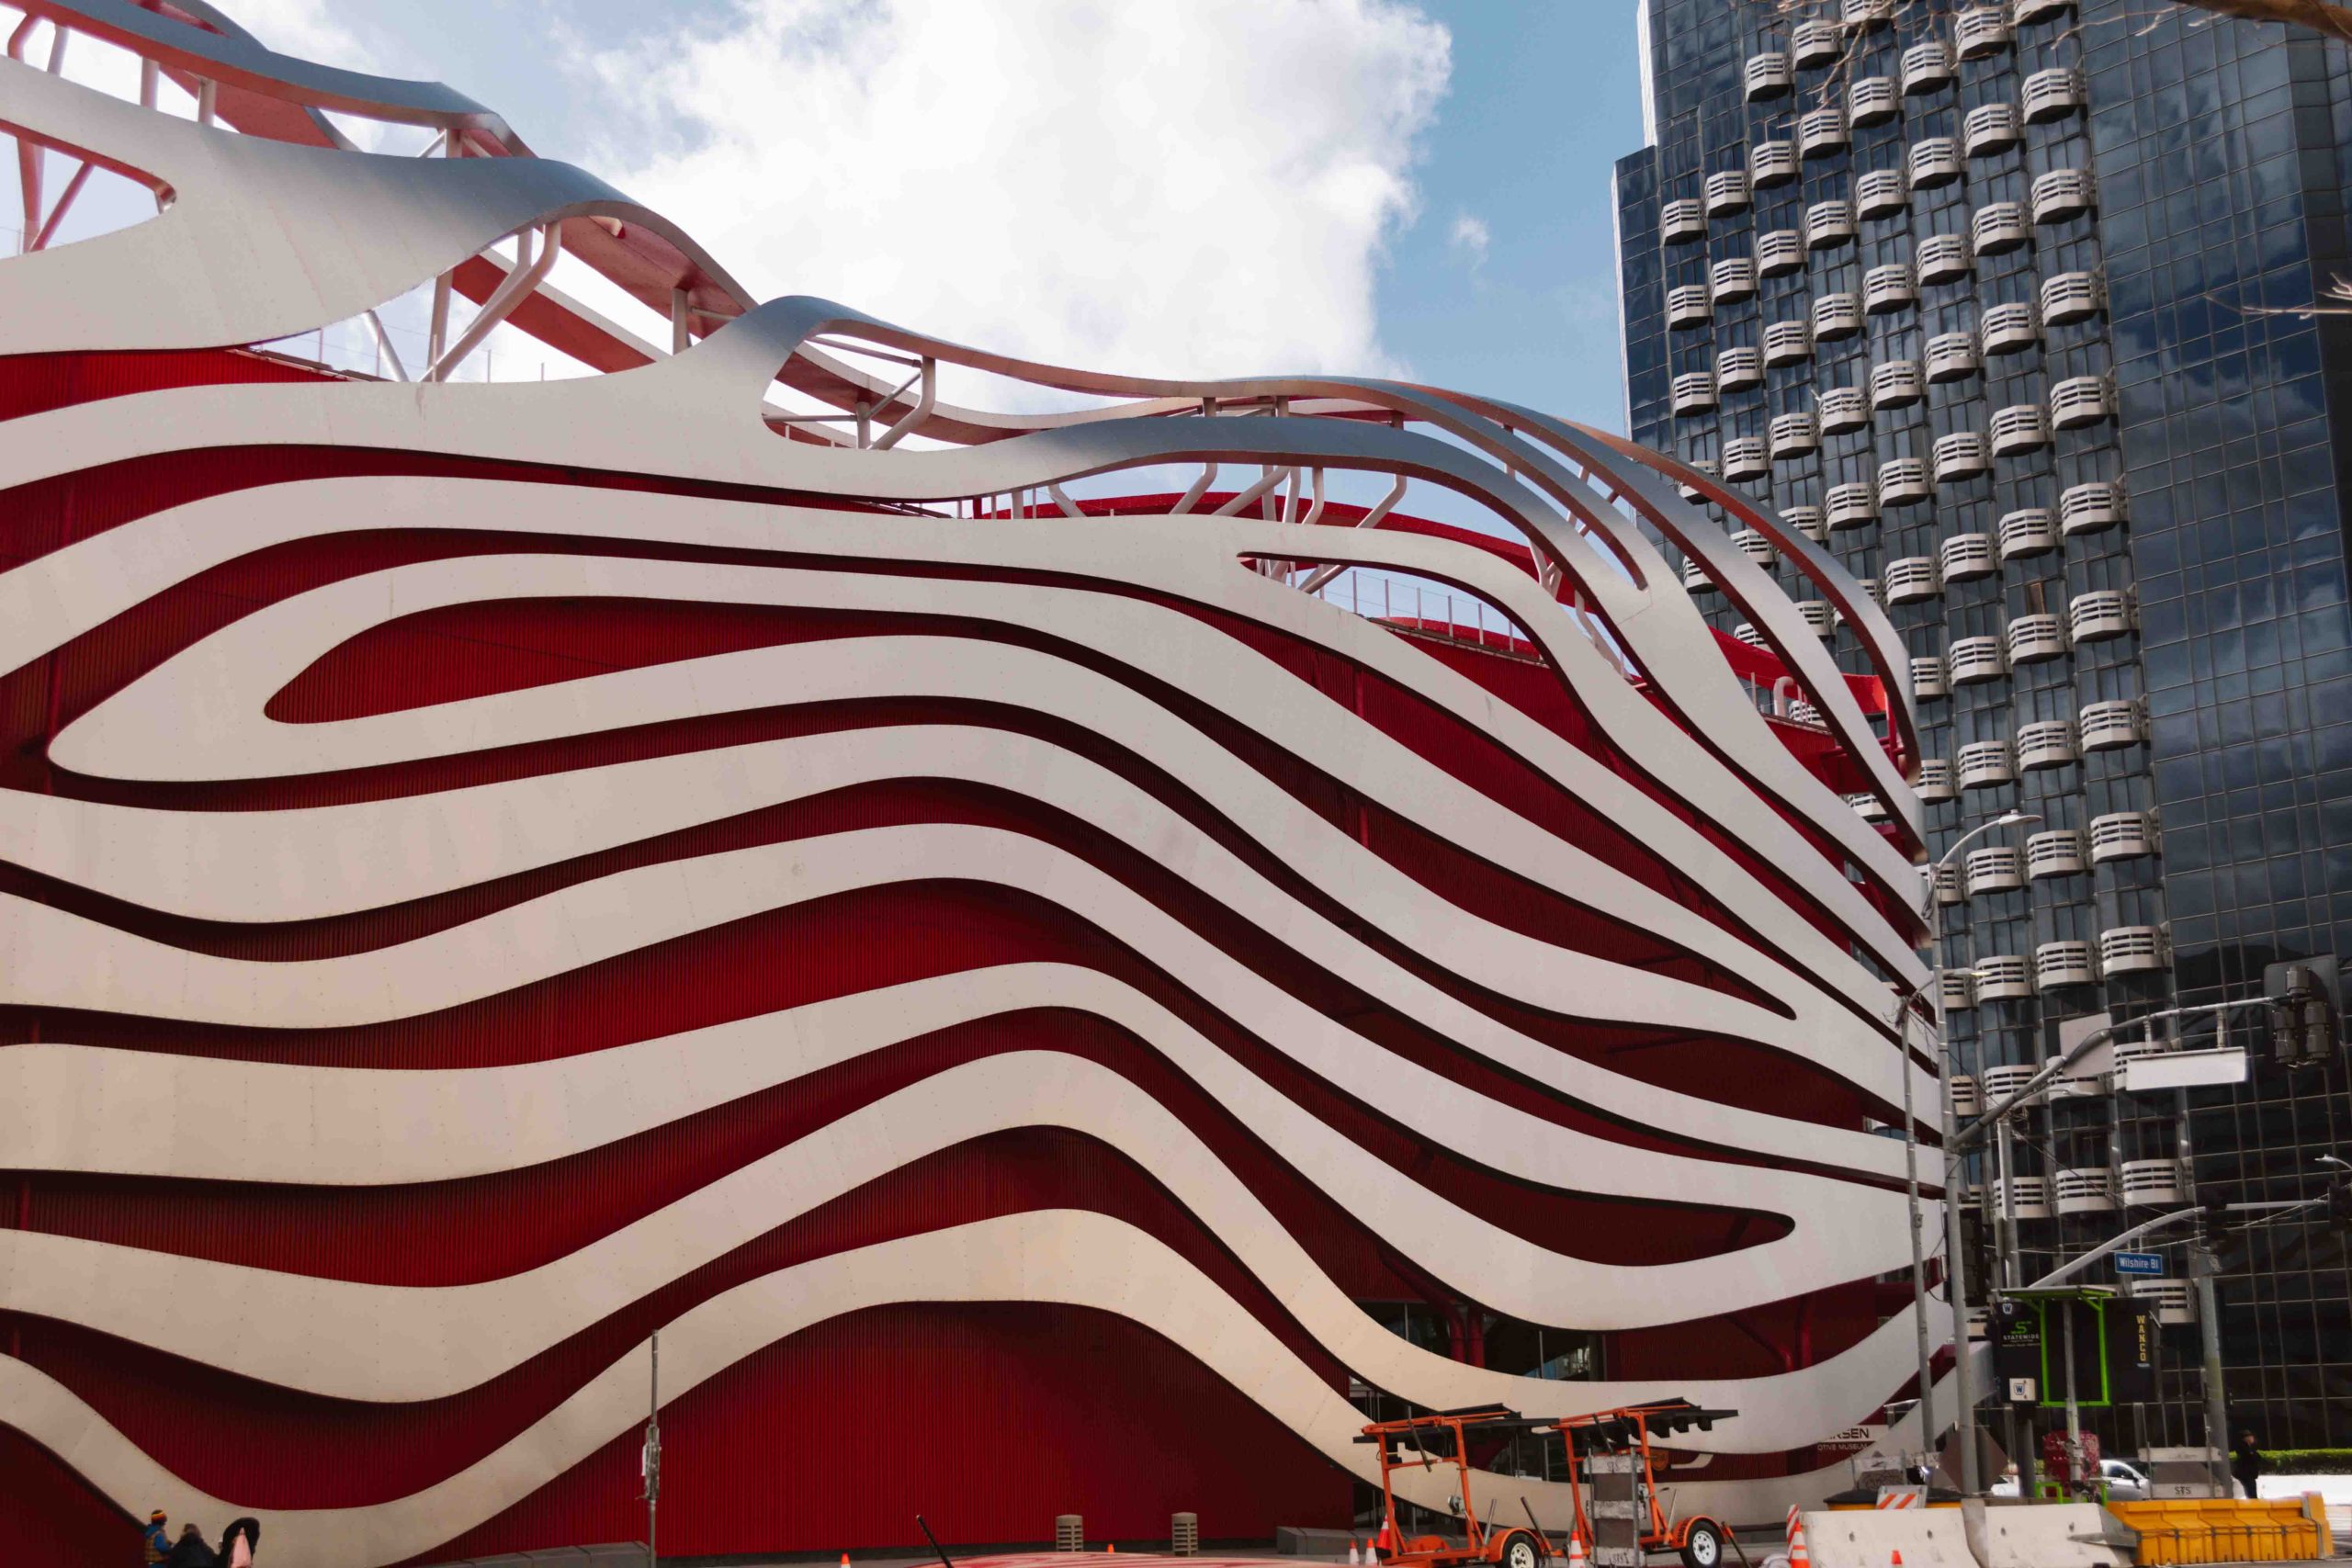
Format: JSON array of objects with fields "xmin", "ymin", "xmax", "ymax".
[
  {"xmin": 400, "ymin": 1303, "xmax": 1354, "ymax": 1562},
  {"xmin": 0, "ymin": 347, "xmax": 337, "ymax": 423},
  {"xmin": 6, "ymin": 1127, "xmax": 1356, "ymax": 1507},
  {"xmin": 4, "ymin": 776, "xmax": 1869, "ymax": 1138},
  {"xmin": 0, "ymin": 348, "xmax": 1906, "ymax": 1552},
  {"xmin": 14, "ymin": 945, "xmax": 1798, "ymax": 1280},
  {"xmin": 0, "ymin": 442, "xmax": 1827, "ymax": 975},
  {"xmin": 0, "ymin": 1421, "xmax": 139, "ymax": 1564}
]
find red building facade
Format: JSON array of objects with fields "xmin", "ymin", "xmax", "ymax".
[{"xmin": 1, "ymin": 6, "xmax": 1944, "ymax": 1563}]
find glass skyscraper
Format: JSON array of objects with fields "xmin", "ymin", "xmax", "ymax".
[{"xmin": 1615, "ymin": 0, "xmax": 2352, "ymax": 1449}]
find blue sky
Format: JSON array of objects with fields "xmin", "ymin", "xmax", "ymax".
[
  {"xmin": 6, "ymin": 0, "xmax": 1654, "ymax": 660},
  {"xmin": 14, "ymin": 0, "xmax": 1649, "ymax": 502},
  {"xmin": 1374, "ymin": 3, "xmax": 1645, "ymax": 430},
  {"xmin": 217, "ymin": 0, "xmax": 1648, "ymax": 434}
]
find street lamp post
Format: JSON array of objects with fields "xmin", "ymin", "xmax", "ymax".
[
  {"xmin": 1941, "ymin": 992, "xmax": 2271, "ymax": 1506},
  {"xmin": 1906, "ymin": 808, "xmax": 2039, "ymax": 1498}
]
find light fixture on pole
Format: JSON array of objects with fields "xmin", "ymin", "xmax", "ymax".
[{"xmin": 1903, "ymin": 807, "xmax": 2037, "ymax": 1497}]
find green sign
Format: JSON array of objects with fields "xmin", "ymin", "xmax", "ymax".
[{"xmin": 1991, "ymin": 1295, "xmax": 2158, "ymax": 1409}]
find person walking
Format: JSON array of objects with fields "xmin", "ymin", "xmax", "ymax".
[
  {"xmin": 160, "ymin": 1523, "xmax": 217, "ymax": 1568},
  {"xmin": 144, "ymin": 1511, "xmax": 172, "ymax": 1563},
  {"xmin": 2232, "ymin": 1430, "xmax": 2267, "ymax": 1500},
  {"xmin": 217, "ymin": 1517, "xmax": 261, "ymax": 1567}
]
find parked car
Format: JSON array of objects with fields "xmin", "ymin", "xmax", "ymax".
[
  {"xmin": 2100, "ymin": 1459, "xmax": 2152, "ymax": 1500},
  {"xmin": 1989, "ymin": 1458, "xmax": 2150, "ymax": 1501}
]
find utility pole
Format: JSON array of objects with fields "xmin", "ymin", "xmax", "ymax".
[
  {"xmin": 1908, "ymin": 809, "xmax": 2039, "ymax": 1497},
  {"xmin": 2059, "ymin": 1296, "xmax": 2083, "ymax": 1498},
  {"xmin": 1942, "ymin": 991, "xmax": 2278, "ymax": 1506},
  {"xmin": 642, "ymin": 1334, "xmax": 662, "ymax": 1568},
  {"xmin": 2191, "ymin": 1237, "xmax": 2230, "ymax": 1496},
  {"xmin": 1898, "ymin": 1000, "xmax": 1937, "ymax": 1466}
]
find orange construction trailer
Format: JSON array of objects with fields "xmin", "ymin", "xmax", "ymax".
[
  {"xmin": 1357, "ymin": 1405, "xmax": 1558, "ymax": 1568},
  {"xmin": 1552, "ymin": 1401, "xmax": 1741, "ymax": 1568}
]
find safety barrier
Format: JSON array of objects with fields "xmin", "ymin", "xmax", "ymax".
[
  {"xmin": 2106, "ymin": 1496, "xmax": 2333, "ymax": 1564},
  {"xmin": 1797, "ymin": 1509, "xmax": 1978, "ymax": 1568},
  {"xmin": 1803, "ymin": 1503, "xmax": 2136, "ymax": 1568}
]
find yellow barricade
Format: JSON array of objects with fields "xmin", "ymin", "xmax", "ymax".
[{"xmin": 2107, "ymin": 1497, "xmax": 2332, "ymax": 1565}]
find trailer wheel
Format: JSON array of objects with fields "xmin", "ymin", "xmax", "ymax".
[
  {"xmin": 1680, "ymin": 1521, "xmax": 1724, "ymax": 1568},
  {"xmin": 1498, "ymin": 1531, "xmax": 1543, "ymax": 1568}
]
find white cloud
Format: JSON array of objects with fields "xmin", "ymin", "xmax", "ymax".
[
  {"xmin": 213, "ymin": 0, "xmax": 375, "ymax": 73},
  {"xmin": 1448, "ymin": 211, "xmax": 1489, "ymax": 269},
  {"xmin": 567, "ymin": 0, "xmax": 1451, "ymax": 384}
]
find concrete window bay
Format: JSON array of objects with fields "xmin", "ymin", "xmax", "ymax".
[{"xmin": 1618, "ymin": 0, "xmax": 2352, "ymax": 1517}]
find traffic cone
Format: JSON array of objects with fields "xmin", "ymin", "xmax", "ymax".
[
  {"xmin": 1567, "ymin": 1533, "xmax": 1587, "ymax": 1568},
  {"xmin": 1788, "ymin": 1511, "xmax": 1811, "ymax": 1568},
  {"xmin": 1351, "ymin": 1544, "xmax": 1362, "ymax": 1567},
  {"xmin": 1890, "ymin": 1553, "xmax": 1903, "ymax": 1568},
  {"xmin": 840, "ymin": 1558, "xmax": 850, "ymax": 1568}
]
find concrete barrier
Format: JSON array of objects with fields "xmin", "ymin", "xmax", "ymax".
[
  {"xmin": 1801, "ymin": 1504, "xmax": 2135, "ymax": 1568},
  {"xmin": 1797, "ymin": 1508, "xmax": 1975, "ymax": 1568},
  {"xmin": 1975, "ymin": 1504, "xmax": 2138, "ymax": 1568}
]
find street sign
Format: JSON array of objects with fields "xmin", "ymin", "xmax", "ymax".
[
  {"xmin": 2119, "ymin": 1045, "xmax": 2247, "ymax": 1092},
  {"xmin": 1995, "ymin": 1290, "xmax": 2159, "ymax": 1407},
  {"xmin": 2109, "ymin": 1299, "xmax": 2160, "ymax": 1403},
  {"xmin": 2115, "ymin": 1251, "xmax": 2165, "ymax": 1277}
]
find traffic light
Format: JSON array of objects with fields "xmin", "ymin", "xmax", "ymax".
[{"xmin": 2264, "ymin": 957, "xmax": 2343, "ymax": 1066}]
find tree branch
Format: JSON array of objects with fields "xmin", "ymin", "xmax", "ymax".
[{"xmin": 2174, "ymin": 0, "xmax": 2352, "ymax": 43}]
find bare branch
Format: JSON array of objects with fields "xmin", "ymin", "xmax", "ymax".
[
  {"xmin": 2172, "ymin": 0, "xmax": 2352, "ymax": 43},
  {"xmin": 2203, "ymin": 274, "xmax": 2352, "ymax": 319}
]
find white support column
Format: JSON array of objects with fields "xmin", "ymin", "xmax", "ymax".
[
  {"xmin": 362, "ymin": 310, "xmax": 410, "ymax": 382},
  {"xmin": 870, "ymin": 356, "xmax": 935, "ymax": 450},
  {"xmin": 428, "ymin": 220, "xmax": 562, "ymax": 383},
  {"xmin": 1170, "ymin": 464, "xmax": 1219, "ymax": 515},
  {"xmin": 1210, "ymin": 466, "xmax": 1292, "ymax": 519},
  {"xmin": 427, "ymin": 274, "xmax": 453, "ymax": 368},
  {"xmin": 29, "ymin": 162, "xmax": 92, "ymax": 251},
  {"xmin": 1297, "ymin": 475, "xmax": 1408, "ymax": 596}
]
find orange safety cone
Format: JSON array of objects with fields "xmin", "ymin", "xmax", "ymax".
[
  {"xmin": 1351, "ymin": 1543, "xmax": 1362, "ymax": 1567},
  {"xmin": 1787, "ymin": 1510, "xmax": 1811, "ymax": 1568},
  {"xmin": 1890, "ymin": 1553, "xmax": 1903, "ymax": 1568},
  {"xmin": 1567, "ymin": 1534, "xmax": 1587, "ymax": 1568}
]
